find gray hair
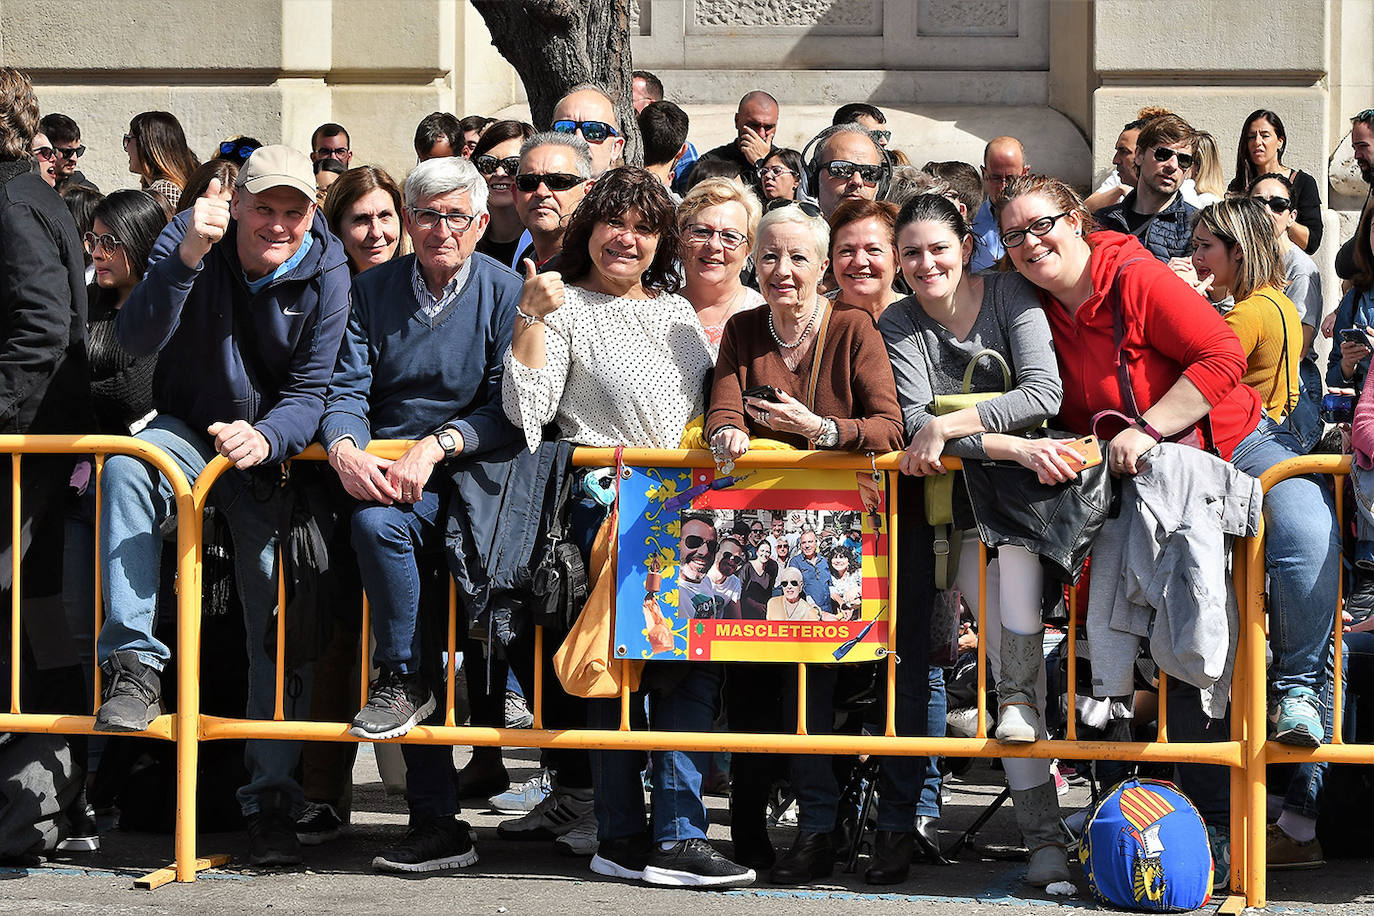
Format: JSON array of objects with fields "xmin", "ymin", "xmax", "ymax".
[
  {"xmin": 817, "ymin": 123, "xmax": 882, "ymax": 163},
  {"xmin": 753, "ymin": 204, "xmax": 830, "ymax": 262},
  {"xmin": 519, "ymin": 131, "xmax": 593, "ymax": 179},
  {"xmin": 886, "ymin": 166, "xmax": 951, "ymax": 207},
  {"xmin": 404, "ymin": 156, "xmax": 488, "ymax": 216}
]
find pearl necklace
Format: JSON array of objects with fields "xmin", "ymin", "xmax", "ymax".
[{"xmin": 768, "ymin": 300, "xmax": 821, "ymax": 350}]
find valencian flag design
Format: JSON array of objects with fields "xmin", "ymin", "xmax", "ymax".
[
  {"xmin": 1080, "ymin": 778, "xmax": 1213, "ymax": 912},
  {"xmin": 612, "ymin": 464, "xmax": 889, "ymax": 663}
]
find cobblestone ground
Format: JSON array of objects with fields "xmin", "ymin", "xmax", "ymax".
[{"xmin": 0, "ymin": 744, "xmax": 1370, "ymax": 914}]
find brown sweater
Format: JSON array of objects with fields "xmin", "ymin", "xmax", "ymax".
[{"xmin": 707, "ymin": 301, "xmax": 904, "ymax": 451}]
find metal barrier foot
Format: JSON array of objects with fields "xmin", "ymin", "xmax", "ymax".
[{"xmin": 135, "ymin": 853, "xmax": 230, "ymax": 890}]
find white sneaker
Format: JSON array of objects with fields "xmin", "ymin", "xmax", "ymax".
[
  {"xmin": 489, "ymin": 769, "xmax": 551, "ymax": 815},
  {"xmin": 497, "ymin": 780, "xmax": 594, "ymax": 841},
  {"xmin": 553, "ymin": 815, "xmax": 599, "ymax": 856}
]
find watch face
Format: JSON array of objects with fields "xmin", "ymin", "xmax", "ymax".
[{"xmin": 438, "ymin": 431, "xmax": 456, "ymax": 454}]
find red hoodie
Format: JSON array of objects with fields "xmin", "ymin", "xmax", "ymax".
[{"xmin": 1039, "ymin": 232, "xmax": 1261, "ymax": 459}]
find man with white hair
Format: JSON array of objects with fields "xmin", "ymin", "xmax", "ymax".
[{"xmin": 319, "ymin": 155, "xmax": 523, "ymax": 872}]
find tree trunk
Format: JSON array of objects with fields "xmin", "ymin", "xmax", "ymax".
[{"xmin": 471, "ymin": 0, "xmax": 641, "ymax": 166}]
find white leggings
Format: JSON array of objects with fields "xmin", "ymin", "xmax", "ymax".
[{"xmin": 954, "ymin": 531, "xmax": 1051, "ymax": 791}]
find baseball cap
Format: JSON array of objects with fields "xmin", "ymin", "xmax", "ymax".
[{"xmin": 235, "ymin": 145, "xmax": 315, "ymax": 200}]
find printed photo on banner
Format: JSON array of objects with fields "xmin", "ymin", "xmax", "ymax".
[{"xmin": 613, "ymin": 464, "xmax": 889, "ymax": 663}]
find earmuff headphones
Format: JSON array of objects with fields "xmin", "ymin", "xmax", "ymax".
[{"xmin": 800, "ymin": 124, "xmax": 894, "ymax": 202}]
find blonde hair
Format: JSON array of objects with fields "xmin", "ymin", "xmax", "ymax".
[
  {"xmin": 1190, "ymin": 131, "xmax": 1228, "ymax": 199},
  {"xmin": 677, "ymin": 178, "xmax": 763, "ymax": 246},
  {"xmin": 1194, "ymin": 198, "xmax": 1285, "ymax": 302}
]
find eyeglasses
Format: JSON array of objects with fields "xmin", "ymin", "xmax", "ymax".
[
  {"xmin": 780, "ymin": 579, "xmax": 803, "ymax": 588},
  {"xmin": 515, "ymin": 172, "xmax": 585, "ymax": 193},
  {"xmin": 408, "ymin": 207, "xmax": 478, "ymax": 233},
  {"xmin": 869, "ymin": 129, "xmax": 892, "ymax": 146},
  {"xmin": 719, "ymin": 551, "xmax": 744, "ymax": 565},
  {"xmin": 765, "ymin": 198, "xmax": 823, "ymax": 218},
  {"xmin": 757, "ymin": 165, "xmax": 799, "ymax": 180},
  {"xmin": 683, "ymin": 534, "xmax": 717, "ymax": 550},
  {"xmin": 83, "ymin": 232, "xmax": 124, "ymax": 256},
  {"xmin": 55, "ymin": 145, "xmax": 85, "ymax": 160},
  {"xmin": 823, "ymin": 160, "xmax": 883, "ymax": 185},
  {"xmin": 551, "ymin": 119, "xmax": 620, "ymax": 143},
  {"xmin": 474, "ymin": 155, "xmax": 521, "ymax": 176},
  {"xmin": 1000, "ymin": 211, "xmax": 1071, "ymax": 249},
  {"xmin": 219, "ymin": 141, "xmax": 258, "ymax": 159},
  {"xmin": 1151, "ymin": 146, "xmax": 1196, "ymax": 171},
  {"xmin": 31, "ymin": 146, "xmax": 54, "ymax": 162},
  {"xmin": 315, "ymin": 146, "xmax": 350, "ymax": 160},
  {"xmin": 983, "ymin": 172, "xmax": 1021, "ymax": 187},
  {"xmin": 684, "ymin": 224, "xmax": 748, "ymax": 250},
  {"xmin": 1253, "ymin": 195, "xmax": 1293, "ymax": 214}
]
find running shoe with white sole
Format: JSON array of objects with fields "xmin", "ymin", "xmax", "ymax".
[
  {"xmin": 489, "ymin": 769, "xmax": 551, "ymax": 815},
  {"xmin": 554, "ymin": 816, "xmax": 600, "ymax": 856},
  {"xmin": 590, "ymin": 833, "xmax": 651, "ymax": 880},
  {"xmin": 642, "ymin": 838, "xmax": 756, "ymax": 888},
  {"xmin": 349, "ymin": 668, "xmax": 435, "ymax": 741},
  {"xmin": 372, "ymin": 818, "xmax": 478, "ymax": 873},
  {"xmin": 497, "ymin": 780, "xmax": 594, "ymax": 842}
]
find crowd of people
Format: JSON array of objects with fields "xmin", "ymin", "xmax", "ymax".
[{"xmin": 3, "ymin": 59, "xmax": 1374, "ymax": 894}]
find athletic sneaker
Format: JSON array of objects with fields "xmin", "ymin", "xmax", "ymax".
[
  {"xmin": 554, "ymin": 816, "xmax": 600, "ymax": 856},
  {"xmin": 1272, "ymin": 687, "xmax": 1323, "ymax": 747},
  {"xmin": 349, "ymin": 668, "xmax": 436, "ymax": 740},
  {"xmin": 497, "ymin": 781, "xmax": 594, "ymax": 841},
  {"xmin": 1206, "ymin": 824, "xmax": 1230, "ymax": 892},
  {"xmin": 505, "ymin": 690, "xmax": 535, "ymax": 729},
  {"xmin": 295, "ymin": 801, "xmax": 346, "ymax": 846},
  {"xmin": 56, "ymin": 802, "xmax": 100, "ymax": 853},
  {"xmin": 372, "ymin": 818, "xmax": 478, "ymax": 873},
  {"xmin": 1266, "ymin": 823, "xmax": 1324, "ymax": 869},
  {"xmin": 489, "ymin": 769, "xmax": 551, "ymax": 815},
  {"xmin": 642, "ymin": 838, "xmax": 756, "ymax": 888},
  {"xmin": 590, "ymin": 833, "xmax": 651, "ymax": 880}
]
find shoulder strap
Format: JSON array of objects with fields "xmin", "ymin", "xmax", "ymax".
[
  {"xmin": 804, "ymin": 300, "xmax": 834, "ymax": 413},
  {"xmin": 1256, "ymin": 291, "xmax": 1293, "ymax": 420}
]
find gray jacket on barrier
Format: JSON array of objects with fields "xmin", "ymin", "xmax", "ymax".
[{"xmin": 1086, "ymin": 443, "xmax": 1263, "ymax": 719}]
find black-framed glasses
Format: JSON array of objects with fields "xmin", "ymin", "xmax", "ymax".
[
  {"xmin": 514, "ymin": 172, "xmax": 584, "ymax": 193},
  {"xmin": 1000, "ymin": 211, "xmax": 1071, "ymax": 249},
  {"xmin": 315, "ymin": 146, "xmax": 350, "ymax": 160},
  {"xmin": 869, "ymin": 129, "xmax": 892, "ymax": 146},
  {"xmin": 1151, "ymin": 146, "xmax": 1196, "ymax": 171},
  {"xmin": 757, "ymin": 165, "xmax": 799, "ymax": 180},
  {"xmin": 766, "ymin": 198, "xmax": 823, "ymax": 218},
  {"xmin": 1253, "ymin": 195, "xmax": 1293, "ymax": 214},
  {"xmin": 780, "ymin": 578, "xmax": 803, "ymax": 588},
  {"xmin": 823, "ymin": 160, "xmax": 883, "ymax": 184},
  {"xmin": 552, "ymin": 119, "xmax": 620, "ymax": 143},
  {"xmin": 719, "ymin": 551, "xmax": 744, "ymax": 566},
  {"xmin": 408, "ymin": 207, "xmax": 478, "ymax": 233},
  {"xmin": 219, "ymin": 141, "xmax": 258, "ymax": 159},
  {"xmin": 683, "ymin": 534, "xmax": 717, "ymax": 550},
  {"xmin": 684, "ymin": 224, "xmax": 748, "ymax": 250},
  {"xmin": 55, "ymin": 145, "xmax": 85, "ymax": 160},
  {"xmin": 31, "ymin": 146, "xmax": 54, "ymax": 162},
  {"xmin": 474, "ymin": 155, "xmax": 521, "ymax": 176},
  {"xmin": 83, "ymin": 231, "xmax": 124, "ymax": 256}
]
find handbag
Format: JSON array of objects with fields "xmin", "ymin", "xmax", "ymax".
[{"xmin": 531, "ymin": 467, "xmax": 589, "ymax": 632}]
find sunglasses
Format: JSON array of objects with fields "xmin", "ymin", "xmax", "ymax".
[
  {"xmin": 720, "ymin": 551, "xmax": 744, "ymax": 564},
  {"xmin": 552, "ymin": 119, "xmax": 620, "ymax": 144},
  {"xmin": 823, "ymin": 160, "xmax": 883, "ymax": 184},
  {"xmin": 83, "ymin": 231, "xmax": 124, "ymax": 256},
  {"xmin": 757, "ymin": 165, "xmax": 799, "ymax": 180},
  {"xmin": 219, "ymin": 141, "xmax": 258, "ymax": 159},
  {"xmin": 765, "ymin": 198, "xmax": 823, "ymax": 218},
  {"xmin": 409, "ymin": 207, "xmax": 478, "ymax": 233},
  {"xmin": 1253, "ymin": 195, "xmax": 1293, "ymax": 214},
  {"xmin": 1000, "ymin": 211, "xmax": 1071, "ymax": 249},
  {"xmin": 869, "ymin": 129, "xmax": 892, "ymax": 146},
  {"xmin": 780, "ymin": 579, "xmax": 803, "ymax": 587},
  {"xmin": 31, "ymin": 146, "xmax": 55, "ymax": 162},
  {"xmin": 55, "ymin": 145, "xmax": 85, "ymax": 160},
  {"xmin": 684, "ymin": 224, "xmax": 748, "ymax": 250},
  {"xmin": 515, "ymin": 172, "xmax": 585, "ymax": 193},
  {"xmin": 1150, "ymin": 146, "xmax": 1196, "ymax": 171},
  {"xmin": 121, "ymin": 133, "xmax": 133, "ymax": 150},
  {"xmin": 474, "ymin": 155, "xmax": 521, "ymax": 176},
  {"xmin": 683, "ymin": 534, "xmax": 718, "ymax": 550}
]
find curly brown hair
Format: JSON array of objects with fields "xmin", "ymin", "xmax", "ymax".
[
  {"xmin": 0, "ymin": 68, "xmax": 39, "ymax": 162},
  {"xmin": 554, "ymin": 166, "xmax": 682, "ymax": 295}
]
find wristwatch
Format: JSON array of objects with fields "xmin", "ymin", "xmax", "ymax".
[{"xmin": 435, "ymin": 428, "xmax": 460, "ymax": 459}]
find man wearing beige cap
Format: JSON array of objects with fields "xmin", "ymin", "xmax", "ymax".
[{"xmin": 92, "ymin": 144, "xmax": 350, "ymax": 867}]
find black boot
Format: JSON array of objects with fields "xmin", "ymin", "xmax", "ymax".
[
  {"xmin": 769, "ymin": 830, "xmax": 833, "ymax": 885},
  {"xmin": 864, "ymin": 830, "xmax": 914, "ymax": 885},
  {"xmin": 914, "ymin": 815, "xmax": 952, "ymax": 865}
]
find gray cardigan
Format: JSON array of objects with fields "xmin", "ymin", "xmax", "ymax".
[{"xmin": 878, "ymin": 271, "xmax": 1062, "ymax": 459}]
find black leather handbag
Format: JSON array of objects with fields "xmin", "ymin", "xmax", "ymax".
[{"xmin": 531, "ymin": 469, "xmax": 589, "ymax": 632}]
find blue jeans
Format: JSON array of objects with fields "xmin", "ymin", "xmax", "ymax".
[
  {"xmin": 1283, "ymin": 632, "xmax": 1374, "ymax": 817},
  {"xmin": 1351, "ymin": 464, "xmax": 1374, "ymax": 569},
  {"xmin": 1229, "ymin": 418, "xmax": 1340, "ymax": 696},
  {"xmin": 589, "ymin": 663, "xmax": 722, "ymax": 843},
  {"xmin": 1279, "ymin": 359, "xmax": 1323, "ymax": 455},
  {"xmin": 350, "ymin": 483, "xmax": 446, "ymax": 675},
  {"xmin": 97, "ymin": 414, "xmax": 307, "ymax": 816}
]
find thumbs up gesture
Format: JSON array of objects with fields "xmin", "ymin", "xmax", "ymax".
[
  {"xmin": 178, "ymin": 177, "xmax": 232, "ymax": 270},
  {"xmin": 519, "ymin": 258, "xmax": 565, "ymax": 320}
]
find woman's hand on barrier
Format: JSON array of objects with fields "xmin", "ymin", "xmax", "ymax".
[
  {"xmin": 710, "ymin": 426, "xmax": 750, "ymax": 461},
  {"xmin": 1107, "ymin": 425, "xmax": 1157, "ymax": 476},
  {"xmin": 207, "ymin": 420, "xmax": 270, "ymax": 469},
  {"xmin": 899, "ymin": 421, "xmax": 948, "ymax": 477},
  {"xmin": 744, "ymin": 389, "xmax": 823, "ymax": 440},
  {"xmin": 385, "ymin": 437, "xmax": 445, "ymax": 504},
  {"xmin": 520, "ymin": 259, "xmax": 565, "ymax": 318},
  {"xmin": 1013, "ymin": 438, "xmax": 1082, "ymax": 485},
  {"xmin": 328, "ymin": 439, "xmax": 399, "ymax": 504}
]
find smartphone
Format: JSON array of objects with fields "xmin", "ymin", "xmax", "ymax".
[
  {"xmin": 1321, "ymin": 391, "xmax": 1356, "ymax": 425},
  {"xmin": 1341, "ymin": 328, "xmax": 1371, "ymax": 346},
  {"xmin": 1061, "ymin": 435, "xmax": 1103, "ymax": 469},
  {"xmin": 742, "ymin": 385, "xmax": 784, "ymax": 402}
]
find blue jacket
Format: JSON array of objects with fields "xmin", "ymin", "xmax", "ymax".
[
  {"xmin": 118, "ymin": 210, "xmax": 350, "ymax": 462},
  {"xmin": 1093, "ymin": 190, "xmax": 1198, "ymax": 262},
  {"xmin": 1326, "ymin": 286, "xmax": 1374, "ymax": 392}
]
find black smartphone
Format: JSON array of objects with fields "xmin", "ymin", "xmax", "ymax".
[
  {"xmin": 742, "ymin": 384, "xmax": 783, "ymax": 402},
  {"xmin": 1341, "ymin": 328, "xmax": 1370, "ymax": 346}
]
